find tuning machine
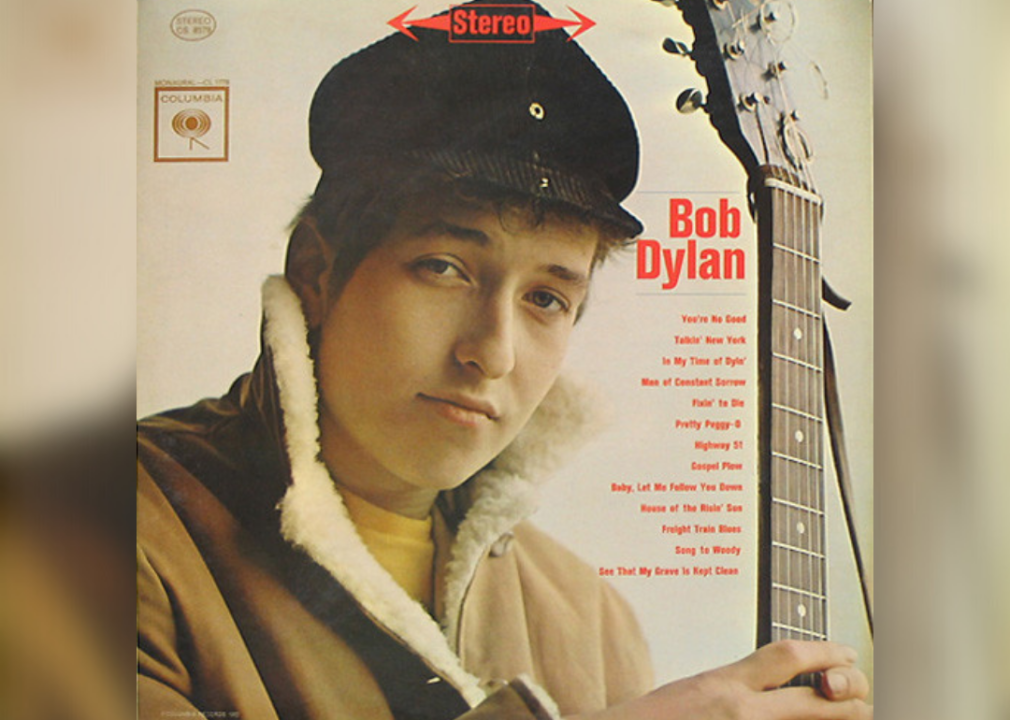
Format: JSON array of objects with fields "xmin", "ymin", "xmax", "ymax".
[
  {"xmin": 739, "ymin": 92, "xmax": 766, "ymax": 112},
  {"xmin": 767, "ymin": 60, "xmax": 788, "ymax": 79},
  {"xmin": 723, "ymin": 38, "xmax": 746, "ymax": 60},
  {"xmin": 676, "ymin": 88, "xmax": 706, "ymax": 114},
  {"xmin": 662, "ymin": 37, "xmax": 692, "ymax": 57}
]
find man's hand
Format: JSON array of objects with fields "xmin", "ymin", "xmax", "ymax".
[{"xmin": 570, "ymin": 640, "xmax": 871, "ymax": 720}]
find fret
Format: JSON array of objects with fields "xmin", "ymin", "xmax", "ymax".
[
  {"xmin": 772, "ymin": 583, "xmax": 826, "ymax": 602},
  {"xmin": 772, "ymin": 540, "xmax": 825, "ymax": 560},
  {"xmin": 769, "ymin": 486, "xmax": 824, "ymax": 531},
  {"xmin": 772, "ymin": 298, "xmax": 821, "ymax": 320},
  {"xmin": 773, "ymin": 242, "xmax": 821, "ymax": 265},
  {"xmin": 771, "ymin": 403, "xmax": 823, "ymax": 424},
  {"xmin": 771, "ymin": 622, "xmax": 827, "ymax": 640},
  {"xmin": 772, "ymin": 226, "xmax": 818, "ymax": 255},
  {"xmin": 772, "ymin": 352, "xmax": 822, "ymax": 373},
  {"xmin": 771, "ymin": 451, "xmax": 823, "ymax": 472},
  {"xmin": 772, "ymin": 497, "xmax": 825, "ymax": 515}
]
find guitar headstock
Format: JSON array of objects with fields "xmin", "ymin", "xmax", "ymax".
[{"xmin": 663, "ymin": 0, "xmax": 815, "ymax": 181}]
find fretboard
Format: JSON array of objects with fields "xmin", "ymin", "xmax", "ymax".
[{"xmin": 756, "ymin": 167, "xmax": 827, "ymax": 685}]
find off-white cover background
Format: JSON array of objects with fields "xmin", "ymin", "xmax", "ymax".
[{"xmin": 137, "ymin": 0, "xmax": 872, "ymax": 687}]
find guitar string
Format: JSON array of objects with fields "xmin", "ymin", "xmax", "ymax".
[
  {"xmin": 804, "ymin": 187, "xmax": 815, "ymax": 638},
  {"xmin": 806, "ymin": 184, "xmax": 825, "ymax": 638},
  {"xmin": 749, "ymin": 0, "xmax": 826, "ymax": 674},
  {"xmin": 802, "ymin": 188, "xmax": 817, "ymax": 639},
  {"xmin": 771, "ymin": 180, "xmax": 826, "ymax": 649},
  {"xmin": 721, "ymin": 0, "xmax": 827, "ymax": 658},
  {"xmin": 814, "ymin": 194, "xmax": 822, "ymax": 608},
  {"xmin": 776, "ymin": 187, "xmax": 786, "ymax": 643},
  {"xmin": 786, "ymin": 185, "xmax": 797, "ymax": 642},
  {"xmin": 789, "ymin": 187, "xmax": 800, "ymax": 641},
  {"xmin": 802, "ymin": 187, "xmax": 811, "ymax": 639},
  {"xmin": 784, "ymin": 186, "xmax": 796, "ymax": 643}
]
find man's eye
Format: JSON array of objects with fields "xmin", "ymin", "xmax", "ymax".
[
  {"xmin": 525, "ymin": 289, "xmax": 570, "ymax": 314},
  {"xmin": 413, "ymin": 257, "xmax": 467, "ymax": 280}
]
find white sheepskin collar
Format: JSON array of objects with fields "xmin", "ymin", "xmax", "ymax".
[{"xmin": 263, "ymin": 276, "xmax": 599, "ymax": 711}]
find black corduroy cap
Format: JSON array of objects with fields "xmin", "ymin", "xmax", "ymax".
[{"xmin": 308, "ymin": 0, "xmax": 643, "ymax": 237}]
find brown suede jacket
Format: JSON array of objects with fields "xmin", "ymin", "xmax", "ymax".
[{"xmin": 137, "ymin": 277, "xmax": 654, "ymax": 720}]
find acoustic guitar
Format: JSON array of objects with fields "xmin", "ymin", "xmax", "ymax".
[{"xmin": 668, "ymin": 0, "xmax": 835, "ymax": 686}]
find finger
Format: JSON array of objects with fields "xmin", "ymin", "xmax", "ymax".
[
  {"xmin": 821, "ymin": 665, "xmax": 871, "ymax": 702},
  {"xmin": 729, "ymin": 640, "xmax": 859, "ymax": 690},
  {"xmin": 759, "ymin": 686, "xmax": 873, "ymax": 720}
]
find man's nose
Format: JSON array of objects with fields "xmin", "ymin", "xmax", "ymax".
[{"xmin": 453, "ymin": 296, "xmax": 517, "ymax": 379}]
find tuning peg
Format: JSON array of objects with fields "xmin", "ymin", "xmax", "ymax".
[
  {"xmin": 739, "ymin": 92, "xmax": 765, "ymax": 111},
  {"xmin": 759, "ymin": 1, "xmax": 797, "ymax": 43},
  {"xmin": 723, "ymin": 39, "xmax": 745, "ymax": 59},
  {"xmin": 768, "ymin": 60, "xmax": 788, "ymax": 78},
  {"xmin": 662, "ymin": 38, "xmax": 692, "ymax": 56},
  {"xmin": 676, "ymin": 88, "xmax": 706, "ymax": 114}
]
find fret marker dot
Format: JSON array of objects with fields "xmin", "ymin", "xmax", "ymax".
[
  {"xmin": 795, "ymin": 430, "xmax": 805, "ymax": 443},
  {"xmin": 797, "ymin": 603, "xmax": 807, "ymax": 618},
  {"xmin": 796, "ymin": 522, "xmax": 806, "ymax": 535},
  {"xmin": 793, "ymin": 327, "xmax": 803, "ymax": 341}
]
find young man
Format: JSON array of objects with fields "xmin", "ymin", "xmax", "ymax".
[{"xmin": 137, "ymin": 3, "xmax": 871, "ymax": 718}]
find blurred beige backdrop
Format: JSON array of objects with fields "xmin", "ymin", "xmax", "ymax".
[{"xmin": 2, "ymin": 0, "xmax": 1009, "ymax": 717}]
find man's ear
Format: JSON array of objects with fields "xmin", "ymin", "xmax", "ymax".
[{"xmin": 285, "ymin": 217, "xmax": 336, "ymax": 329}]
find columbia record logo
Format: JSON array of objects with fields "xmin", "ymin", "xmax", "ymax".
[
  {"xmin": 154, "ymin": 83, "xmax": 229, "ymax": 162},
  {"xmin": 172, "ymin": 109, "xmax": 213, "ymax": 149}
]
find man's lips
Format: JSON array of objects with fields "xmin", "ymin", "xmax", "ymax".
[{"xmin": 418, "ymin": 393, "xmax": 500, "ymax": 422}]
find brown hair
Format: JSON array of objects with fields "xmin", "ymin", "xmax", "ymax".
[{"xmin": 286, "ymin": 159, "xmax": 633, "ymax": 302}]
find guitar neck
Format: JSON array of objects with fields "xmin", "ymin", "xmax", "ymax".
[
  {"xmin": 755, "ymin": 167, "xmax": 827, "ymax": 683},
  {"xmin": 670, "ymin": 0, "xmax": 832, "ymax": 673}
]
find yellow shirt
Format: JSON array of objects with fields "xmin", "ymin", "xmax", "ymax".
[{"xmin": 338, "ymin": 486, "xmax": 435, "ymax": 611}]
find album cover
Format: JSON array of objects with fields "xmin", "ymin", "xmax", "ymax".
[{"xmin": 137, "ymin": 1, "xmax": 872, "ymax": 715}]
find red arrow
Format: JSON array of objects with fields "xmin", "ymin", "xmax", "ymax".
[
  {"xmin": 566, "ymin": 7, "xmax": 596, "ymax": 40},
  {"xmin": 387, "ymin": 6, "xmax": 451, "ymax": 42},
  {"xmin": 532, "ymin": 7, "xmax": 596, "ymax": 40},
  {"xmin": 388, "ymin": 6, "xmax": 595, "ymax": 42}
]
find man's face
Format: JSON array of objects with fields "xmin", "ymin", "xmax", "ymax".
[{"xmin": 311, "ymin": 201, "xmax": 599, "ymax": 513}]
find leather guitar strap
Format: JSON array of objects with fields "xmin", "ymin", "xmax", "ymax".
[{"xmin": 822, "ymin": 319, "xmax": 874, "ymax": 635}]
